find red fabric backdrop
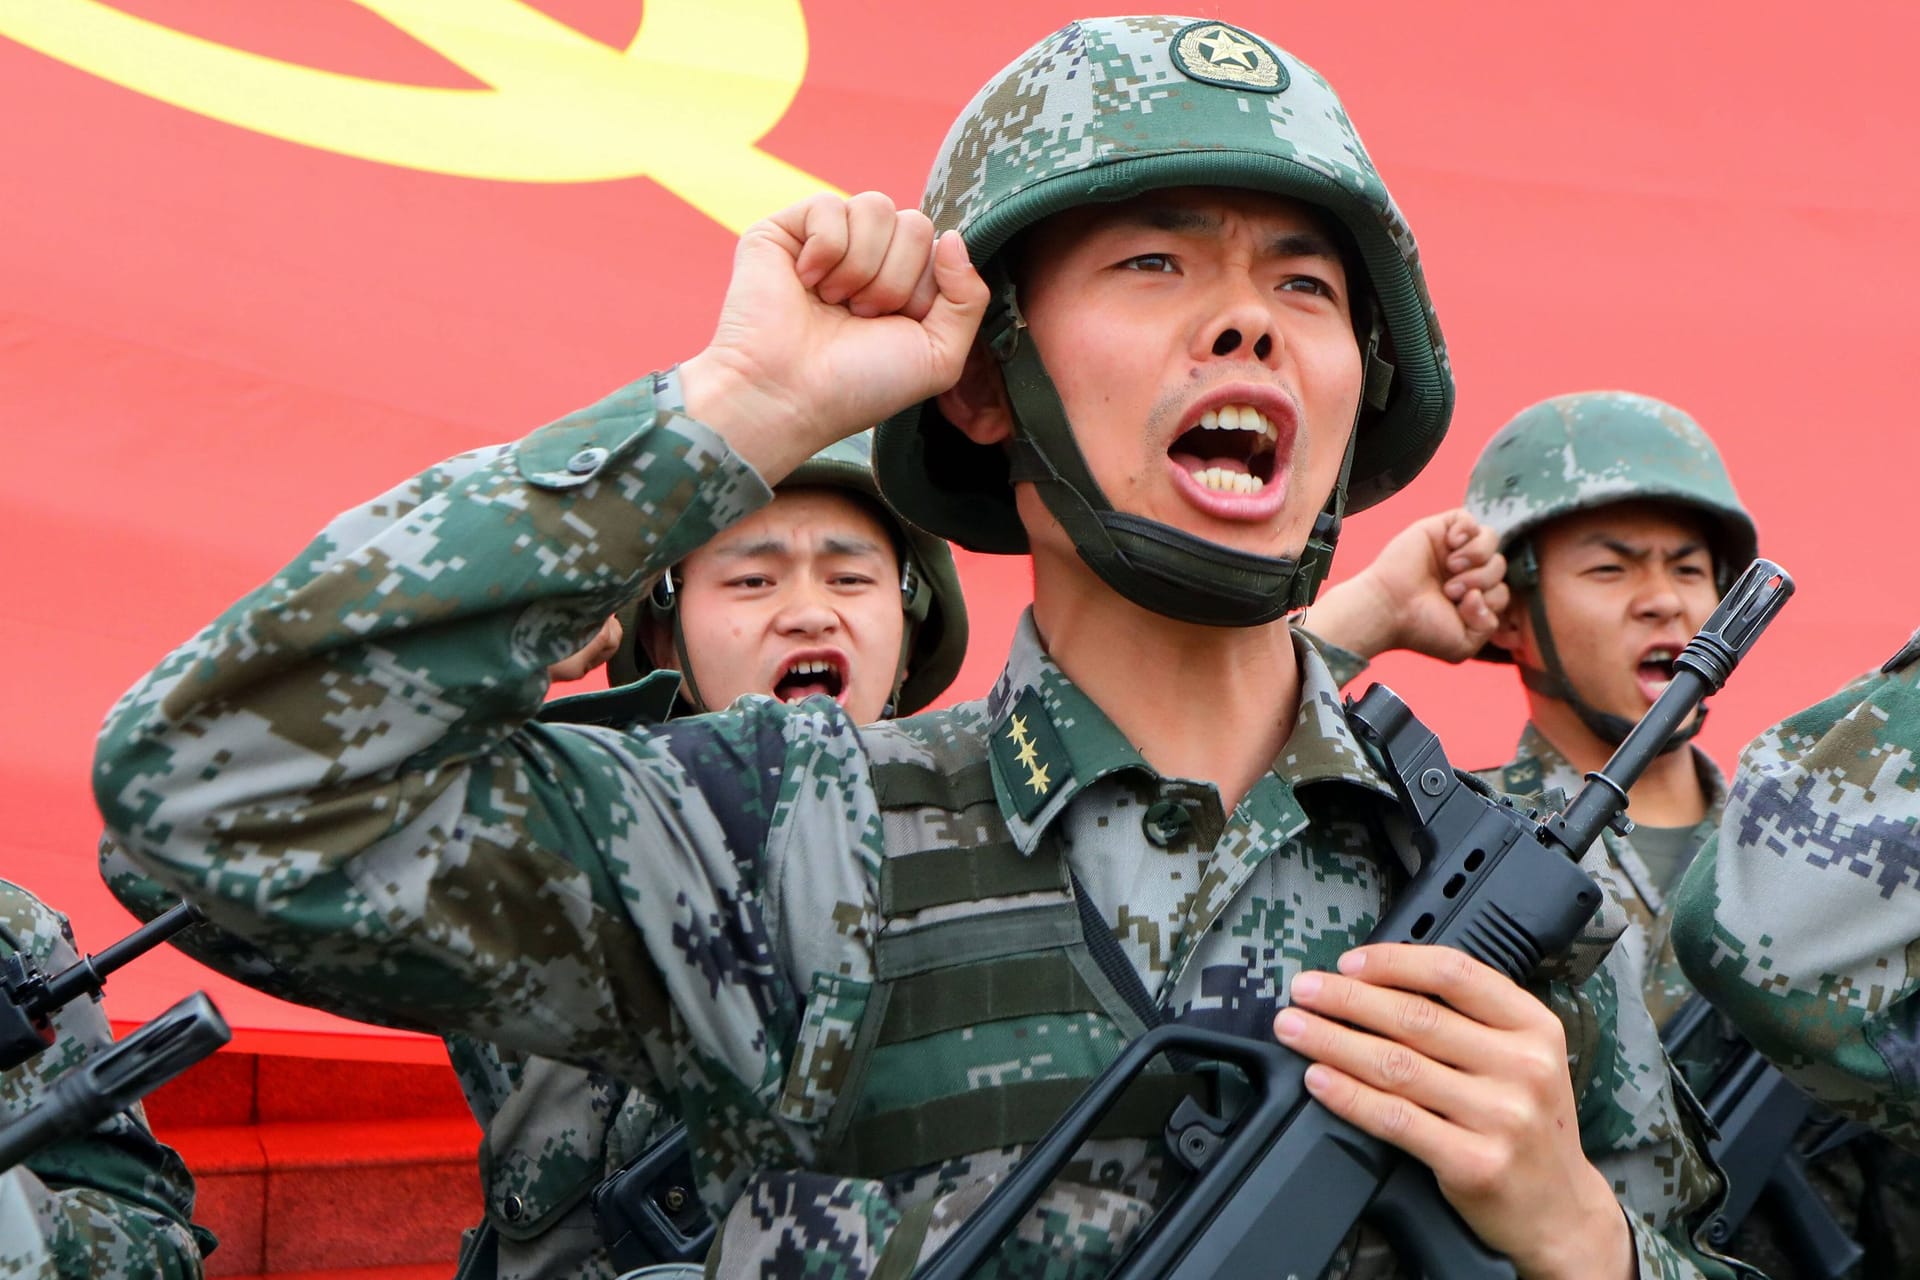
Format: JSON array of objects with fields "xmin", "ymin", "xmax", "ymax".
[{"xmin": 3, "ymin": 1, "xmax": 1914, "ymax": 1055}]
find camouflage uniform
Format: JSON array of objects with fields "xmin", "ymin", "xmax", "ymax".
[
  {"xmin": 1673, "ymin": 629, "xmax": 1920, "ymax": 1147},
  {"xmin": 0, "ymin": 880, "xmax": 209, "ymax": 1278},
  {"xmin": 0, "ymin": 1169, "xmax": 53, "ymax": 1276},
  {"xmin": 94, "ymin": 375, "xmax": 1744, "ymax": 1277}
]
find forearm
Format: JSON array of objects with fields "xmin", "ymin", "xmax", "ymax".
[
  {"xmin": 92, "ymin": 379, "xmax": 773, "ymax": 1070},
  {"xmin": 1670, "ymin": 665, "xmax": 1920, "ymax": 1144}
]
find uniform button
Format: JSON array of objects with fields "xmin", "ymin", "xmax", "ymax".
[
  {"xmin": 1142, "ymin": 800, "xmax": 1191, "ymax": 847},
  {"xmin": 566, "ymin": 446, "xmax": 608, "ymax": 474},
  {"xmin": 502, "ymin": 1193, "xmax": 525, "ymax": 1221}
]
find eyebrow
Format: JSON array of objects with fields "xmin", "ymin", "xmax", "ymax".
[
  {"xmin": 1582, "ymin": 535, "xmax": 1708, "ymax": 562},
  {"xmin": 1104, "ymin": 207, "xmax": 1343, "ymax": 261},
  {"xmin": 709, "ymin": 535, "xmax": 886, "ymax": 560}
]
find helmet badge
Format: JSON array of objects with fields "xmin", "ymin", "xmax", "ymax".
[{"xmin": 1170, "ymin": 22, "xmax": 1288, "ymax": 94}]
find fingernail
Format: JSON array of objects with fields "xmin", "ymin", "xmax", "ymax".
[
  {"xmin": 1290, "ymin": 971, "xmax": 1322, "ymax": 1000},
  {"xmin": 1338, "ymin": 951, "xmax": 1366, "ymax": 974},
  {"xmin": 1304, "ymin": 1064, "xmax": 1333, "ymax": 1092},
  {"xmin": 1274, "ymin": 1009, "xmax": 1307, "ymax": 1041}
]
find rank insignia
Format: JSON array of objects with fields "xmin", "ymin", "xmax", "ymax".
[
  {"xmin": 993, "ymin": 689, "xmax": 1069, "ymax": 821},
  {"xmin": 1170, "ymin": 21, "xmax": 1288, "ymax": 94}
]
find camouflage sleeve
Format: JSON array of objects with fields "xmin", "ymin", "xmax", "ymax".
[
  {"xmin": 0, "ymin": 881, "xmax": 208, "ymax": 1278},
  {"xmin": 89, "ymin": 379, "xmax": 815, "ymax": 1087},
  {"xmin": 1555, "ymin": 928, "xmax": 1759, "ymax": 1279},
  {"xmin": 1671, "ymin": 644, "xmax": 1920, "ymax": 1147}
]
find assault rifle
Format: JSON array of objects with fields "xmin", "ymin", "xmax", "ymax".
[
  {"xmin": 1661, "ymin": 996, "xmax": 1865, "ymax": 1279},
  {"xmin": 918, "ymin": 558, "xmax": 1793, "ymax": 1280},
  {"xmin": 2, "ymin": 900, "xmax": 205, "ymax": 1072},
  {"xmin": 0, "ymin": 991, "xmax": 230, "ymax": 1172}
]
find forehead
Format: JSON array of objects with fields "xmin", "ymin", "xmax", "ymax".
[
  {"xmin": 1025, "ymin": 186, "xmax": 1342, "ymax": 253},
  {"xmin": 690, "ymin": 487, "xmax": 897, "ymax": 558},
  {"xmin": 1539, "ymin": 500, "xmax": 1715, "ymax": 551}
]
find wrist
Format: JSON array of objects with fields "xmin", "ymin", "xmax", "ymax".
[
  {"xmin": 678, "ymin": 349, "xmax": 820, "ymax": 485},
  {"xmin": 1307, "ymin": 570, "xmax": 1401, "ymax": 660},
  {"xmin": 1522, "ymin": 1177, "xmax": 1634, "ymax": 1280}
]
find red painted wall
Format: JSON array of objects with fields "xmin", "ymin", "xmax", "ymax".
[{"xmin": 3, "ymin": 1, "xmax": 1914, "ymax": 1047}]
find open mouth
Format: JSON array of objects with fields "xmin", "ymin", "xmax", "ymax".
[
  {"xmin": 1635, "ymin": 646, "xmax": 1679, "ymax": 702},
  {"xmin": 772, "ymin": 653, "xmax": 848, "ymax": 704},
  {"xmin": 1168, "ymin": 404, "xmax": 1281, "ymax": 495}
]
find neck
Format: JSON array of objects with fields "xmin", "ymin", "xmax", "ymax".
[
  {"xmin": 1524, "ymin": 696, "xmax": 1707, "ymax": 827},
  {"xmin": 1031, "ymin": 551, "xmax": 1301, "ymax": 812}
]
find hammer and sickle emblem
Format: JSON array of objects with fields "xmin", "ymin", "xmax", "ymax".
[{"xmin": 0, "ymin": 0, "xmax": 843, "ymax": 232}]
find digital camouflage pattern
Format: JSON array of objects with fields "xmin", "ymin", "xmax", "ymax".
[
  {"xmin": 0, "ymin": 880, "xmax": 208, "ymax": 1278},
  {"xmin": 1673, "ymin": 630, "xmax": 1920, "ymax": 1147},
  {"xmin": 0, "ymin": 1169, "xmax": 52, "ymax": 1276},
  {"xmin": 1463, "ymin": 391, "xmax": 1757, "ymax": 595},
  {"xmin": 93, "ymin": 376, "xmax": 1753, "ymax": 1277}
]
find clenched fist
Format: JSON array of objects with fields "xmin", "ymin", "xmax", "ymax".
[{"xmin": 679, "ymin": 192, "xmax": 991, "ymax": 483}]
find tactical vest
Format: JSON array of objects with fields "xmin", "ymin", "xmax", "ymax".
[{"xmin": 807, "ymin": 745, "xmax": 1204, "ymax": 1186}]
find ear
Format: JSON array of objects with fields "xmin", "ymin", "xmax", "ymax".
[
  {"xmin": 936, "ymin": 338, "xmax": 1015, "ymax": 446},
  {"xmin": 640, "ymin": 612, "xmax": 680, "ymax": 674},
  {"xmin": 1490, "ymin": 590, "xmax": 1533, "ymax": 662}
]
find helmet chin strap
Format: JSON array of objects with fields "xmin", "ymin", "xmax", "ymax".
[
  {"xmin": 983, "ymin": 267, "xmax": 1389, "ymax": 629},
  {"xmin": 1508, "ymin": 544, "xmax": 1704, "ymax": 754},
  {"xmin": 656, "ymin": 573, "xmax": 713, "ymax": 715}
]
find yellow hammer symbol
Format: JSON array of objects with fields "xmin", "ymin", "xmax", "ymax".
[{"xmin": 0, "ymin": 0, "xmax": 844, "ymax": 233}]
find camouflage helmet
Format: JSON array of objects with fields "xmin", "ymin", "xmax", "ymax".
[
  {"xmin": 1465, "ymin": 391, "xmax": 1758, "ymax": 603},
  {"xmin": 875, "ymin": 16, "xmax": 1452, "ymax": 626},
  {"xmin": 1465, "ymin": 390, "xmax": 1758, "ymax": 750},
  {"xmin": 606, "ymin": 431, "xmax": 968, "ymax": 717}
]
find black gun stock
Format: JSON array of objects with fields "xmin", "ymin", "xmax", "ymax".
[
  {"xmin": 0, "ymin": 991, "xmax": 230, "ymax": 1173},
  {"xmin": 1, "ymin": 901, "xmax": 205, "ymax": 1071},
  {"xmin": 917, "ymin": 560, "xmax": 1792, "ymax": 1280}
]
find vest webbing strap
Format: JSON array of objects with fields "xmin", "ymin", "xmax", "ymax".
[
  {"xmin": 871, "ymin": 760, "xmax": 997, "ymax": 811},
  {"xmin": 876, "ymin": 952, "xmax": 1099, "ymax": 1045},
  {"xmin": 875, "ymin": 903, "xmax": 1082, "ymax": 978},
  {"xmin": 881, "ymin": 840, "xmax": 1064, "ymax": 916},
  {"xmin": 825, "ymin": 1073, "xmax": 1205, "ymax": 1178},
  {"xmin": 870, "ymin": 1197, "xmax": 942, "ymax": 1280}
]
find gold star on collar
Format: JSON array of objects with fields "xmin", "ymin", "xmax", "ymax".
[
  {"xmin": 1026, "ymin": 761, "xmax": 1052, "ymax": 795},
  {"xmin": 1007, "ymin": 714, "xmax": 1029, "ymax": 744}
]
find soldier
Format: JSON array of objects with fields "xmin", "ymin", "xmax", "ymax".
[
  {"xmin": 445, "ymin": 431, "xmax": 969, "ymax": 1280},
  {"xmin": 1320, "ymin": 393, "xmax": 1918, "ymax": 1277},
  {"xmin": 0, "ymin": 879, "xmax": 210, "ymax": 1278},
  {"xmin": 95, "ymin": 17, "xmax": 1746, "ymax": 1278},
  {"xmin": 1672, "ymin": 632, "xmax": 1920, "ymax": 1151}
]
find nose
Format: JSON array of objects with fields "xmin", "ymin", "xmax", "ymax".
[
  {"xmin": 1632, "ymin": 569, "xmax": 1686, "ymax": 624},
  {"xmin": 772, "ymin": 580, "xmax": 839, "ymax": 637},
  {"xmin": 1196, "ymin": 273, "xmax": 1280, "ymax": 368}
]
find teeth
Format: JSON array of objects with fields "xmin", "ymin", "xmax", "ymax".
[
  {"xmin": 1644, "ymin": 649, "xmax": 1674, "ymax": 664},
  {"xmin": 1192, "ymin": 467, "xmax": 1266, "ymax": 495},
  {"xmin": 787, "ymin": 659, "xmax": 833, "ymax": 677},
  {"xmin": 1196, "ymin": 405, "xmax": 1277, "ymax": 444}
]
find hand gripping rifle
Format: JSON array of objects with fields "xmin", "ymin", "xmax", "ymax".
[
  {"xmin": 1, "ymin": 900, "xmax": 205, "ymax": 1072},
  {"xmin": 918, "ymin": 559, "xmax": 1793, "ymax": 1280},
  {"xmin": 0, "ymin": 991, "xmax": 230, "ymax": 1172},
  {"xmin": 1660, "ymin": 996, "xmax": 1866, "ymax": 1279}
]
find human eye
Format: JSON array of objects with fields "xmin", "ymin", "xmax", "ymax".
[
  {"xmin": 727, "ymin": 573, "xmax": 774, "ymax": 590},
  {"xmin": 1118, "ymin": 253, "xmax": 1179, "ymax": 274},
  {"xmin": 1278, "ymin": 274, "xmax": 1336, "ymax": 299}
]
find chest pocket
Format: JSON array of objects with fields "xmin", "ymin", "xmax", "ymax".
[{"xmin": 806, "ymin": 758, "xmax": 1200, "ymax": 1181}]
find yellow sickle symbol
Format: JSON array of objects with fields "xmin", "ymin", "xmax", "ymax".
[{"xmin": 0, "ymin": 0, "xmax": 843, "ymax": 233}]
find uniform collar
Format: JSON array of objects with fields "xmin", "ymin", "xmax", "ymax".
[
  {"xmin": 1511, "ymin": 723, "xmax": 1727, "ymax": 818},
  {"xmin": 985, "ymin": 611, "xmax": 1397, "ymax": 855}
]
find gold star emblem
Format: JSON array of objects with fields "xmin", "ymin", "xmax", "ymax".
[
  {"xmin": 1026, "ymin": 761, "xmax": 1052, "ymax": 795},
  {"xmin": 1195, "ymin": 25, "xmax": 1259, "ymax": 69},
  {"xmin": 1016, "ymin": 738, "xmax": 1040, "ymax": 769},
  {"xmin": 1006, "ymin": 714, "xmax": 1028, "ymax": 745}
]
